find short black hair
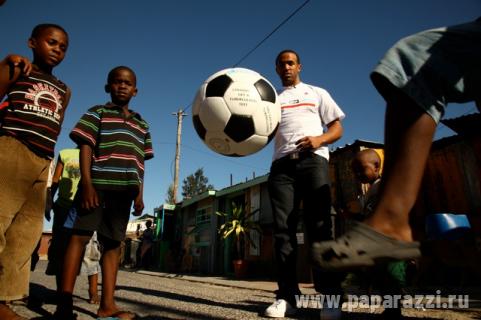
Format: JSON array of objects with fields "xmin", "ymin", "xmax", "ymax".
[
  {"xmin": 107, "ymin": 66, "xmax": 137, "ymax": 84},
  {"xmin": 31, "ymin": 23, "xmax": 68, "ymax": 39},
  {"xmin": 275, "ymin": 49, "xmax": 301, "ymax": 66}
]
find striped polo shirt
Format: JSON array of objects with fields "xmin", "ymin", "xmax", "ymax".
[
  {"xmin": 0, "ymin": 71, "xmax": 69, "ymax": 159},
  {"xmin": 70, "ymin": 103, "xmax": 154, "ymax": 192}
]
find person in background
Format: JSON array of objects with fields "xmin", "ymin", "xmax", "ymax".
[
  {"xmin": 350, "ymin": 149, "xmax": 405, "ymax": 319},
  {"xmin": 46, "ymin": 148, "xmax": 81, "ymax": 289},
  {"xmin": 139, "ymin": 220, "xmax": 154, "ymax": 269}
]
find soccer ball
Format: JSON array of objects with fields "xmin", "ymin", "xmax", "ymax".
[{"xmin": 192, "ymin": 68, "xmax": 280, "ymax": 157}]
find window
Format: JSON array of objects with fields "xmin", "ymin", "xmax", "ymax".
[{"xmin": 195, "ymin": 206, "xmax": 212, "ymax": 225}]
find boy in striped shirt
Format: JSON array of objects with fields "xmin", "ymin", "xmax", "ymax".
[{"xmin": 55, "ymin": 66, "xmax": 153, "ymax": 320}]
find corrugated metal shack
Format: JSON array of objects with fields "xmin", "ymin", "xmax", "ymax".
[
  {"xmin": 329, "ymin": 113, "xmax": 481, "ymax": 285},
  {"xmin": 418, "ymin": 113, "xmax": 481, "ymax": 235}
]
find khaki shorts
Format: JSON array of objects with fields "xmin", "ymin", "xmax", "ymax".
[{"xmin": 0, "ymin": 136, "xmax": 50, "ymax": 300}]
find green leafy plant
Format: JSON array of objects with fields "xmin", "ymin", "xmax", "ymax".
[{"xmin": 216, "ymin": 202, "xmax": 262, "ymax": 260}]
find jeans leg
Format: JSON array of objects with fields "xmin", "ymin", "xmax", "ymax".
[
  {"xmin": 268, "ymin": 160, "xmax": 301, "ymax": 304},
  {"xmin": 300, "ymin": 155, "xmax": 345, "ymax": 295}
]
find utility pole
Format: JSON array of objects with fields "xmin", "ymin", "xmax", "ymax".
[{"xmin": 172, "ymin": 108, "xmax": 187, "ymax": 204}]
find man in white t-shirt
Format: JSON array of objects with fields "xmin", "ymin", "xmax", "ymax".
[{"xmin": 264, "ymin": 49, "xmax": 346, "ymax": 319}]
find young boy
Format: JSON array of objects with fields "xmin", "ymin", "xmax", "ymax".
[
  {"xmin": 350, "ymin": 149, "xmax": 405, "ymax": 319},
  {"xmin": 46, "ymin": 148, "xmax": 81, "ymax": 285},
  {"xmin": 55, "ymin": 66, "xmax": 154, "ymax": 320},
  {"xmin": 0, "ymin": 24, "xmax": 70, "ymax": 320},
  {"xmin": 350, "ymin": 149, "xmax": 382, "ymax": 218}
]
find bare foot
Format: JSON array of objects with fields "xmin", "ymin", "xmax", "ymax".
[
  {"xmin": 88, "ymin": 292, "xmax": 100, "ymax": 304},
  {"xmin": 0, "ymin": 303, "xmax": 27, "ymax": 320},
  {"xmin": 97, "ymin": 308, "xmax": 136, "ymax": 319}
]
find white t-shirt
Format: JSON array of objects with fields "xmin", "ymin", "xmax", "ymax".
[{"xmin": 273, "ymin": 82, "xmax": 345, "ymax": 161}]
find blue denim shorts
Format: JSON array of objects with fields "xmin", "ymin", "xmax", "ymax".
[{"xmin": 371, "ymin": 18, "xmax": 481, "ymax": 123}]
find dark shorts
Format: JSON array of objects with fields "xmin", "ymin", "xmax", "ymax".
[{"xmin": 72, "ymin": 189, "xmax": 135, "ymax": 242}]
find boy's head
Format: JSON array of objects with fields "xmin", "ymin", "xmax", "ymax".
[
  {"xmin": 105, "ymin": 66, "xmax": 137, "ymax": 106},
  {"xmin": 146, "ymin": 220, "xmax": 152, "ymax": 228},
  {"xmin": 351, "ymin": 149, "xmax": 382, "ymax": 184},
  {"xmin": 28, "ymin": 24, "xmax": 69, "ymax": 70}
]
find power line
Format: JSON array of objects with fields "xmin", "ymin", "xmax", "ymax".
[
  {"xmin": 181, "ymin": 144, "xmax": 269, "ymax": 171},
  {"xmin": 232, "ymin": 0, "xmax": 311, "ymax": 68},
  {"xmin": 183, "ymin": 0, "xmax": 311, "ymax": 113}
]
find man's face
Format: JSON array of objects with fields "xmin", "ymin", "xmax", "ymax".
[
  {"xmin": 29, "ymin": 27, "xmax": 69, "ymax": 68},
  {"xmin": 276, "ymin": 52, "xmax": 301, "ymax": 87}
]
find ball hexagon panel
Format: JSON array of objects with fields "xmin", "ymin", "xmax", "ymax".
[
  {"xmin": 251, "ymin": 102, "xmax": 280, "ymax": 137},
  {"xmin": 231, "ymin": 134, "xmax": 268, "ymax": 156},
  {"xmin": 198, "ymin": 97, "xmax": 232, "ymax": 131},
  {"xmin": 204, "ymin": 130, "xmax": 232, "ymax": 155},
  {"xmin": 223, "ymin": 81, "xmax": 261, "ymax": 116}
]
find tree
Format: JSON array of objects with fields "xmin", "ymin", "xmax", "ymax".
[
  {"xmin": 165, "ymin": 183, "xmax": 176, "ymax": 204},
  {"xmin": 181, "ymin": 168, "xmax": 214, "ymax": 199}
]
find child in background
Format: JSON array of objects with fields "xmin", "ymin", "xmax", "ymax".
[
  {"xmin": 46, "ymin": 148, "xmax": 81, "ymax": 287},
  {"xmin": 46, "ymin": 147, "xmax": 101, "ymax": 304},
  {"xmin": 350, "ymin": 149, "xmax": 405, "ymax": 319}
]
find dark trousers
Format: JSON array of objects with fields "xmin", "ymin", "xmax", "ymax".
[{"xmin": 268, "ymin": 153, "xmax": 344, "ymax": 304}]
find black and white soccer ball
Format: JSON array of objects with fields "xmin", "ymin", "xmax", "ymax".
[{"xmin": 192, "ymin": 68, "xmax": 280, "ymax": 157}]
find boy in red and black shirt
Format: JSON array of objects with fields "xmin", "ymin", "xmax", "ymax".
[
  {"xmin": 55, "ymin": 66, "xmax": 153, "ymax": 320},
  {"xmin": 0, "ymin": 23, "xmax": 70, "ymax": 320}
]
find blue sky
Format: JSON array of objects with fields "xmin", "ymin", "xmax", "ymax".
[{"xmin": 1, "ymin": 0, "xmax": 479, "ymax": 230}]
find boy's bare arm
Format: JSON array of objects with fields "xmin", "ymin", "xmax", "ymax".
[
  {"xmin": 0, "ymin": 55, "xmax": 32, "ymax": 100},
  {"xmin": 79, "ymin": 144, "xmax": 99, "ymax": 210},
  {"xmin": 58, "ymin": 87, "xmax": 71, "ymax": 123},
  {"xmin": 50, "ymin": 156, "xmax": 64, "ymax": 199},
  {"xmin": 46, "ymin": 156, "xmax": 64, "ymax": 221},
  {"xmin": 133, "ymin": 182, "xmax": 144, "ymax": 216}
]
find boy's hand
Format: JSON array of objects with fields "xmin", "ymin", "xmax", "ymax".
[
  {"xmin": 81, "ymin": 183, "xmax": 99, "ymax": 210},
  {"xmin": 6, "ymin": 54, "xmax": 32, "ymax": 78},
  {"xmin": 133, "ymin": 197, "xmax": 144, "ymax": 216}
]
